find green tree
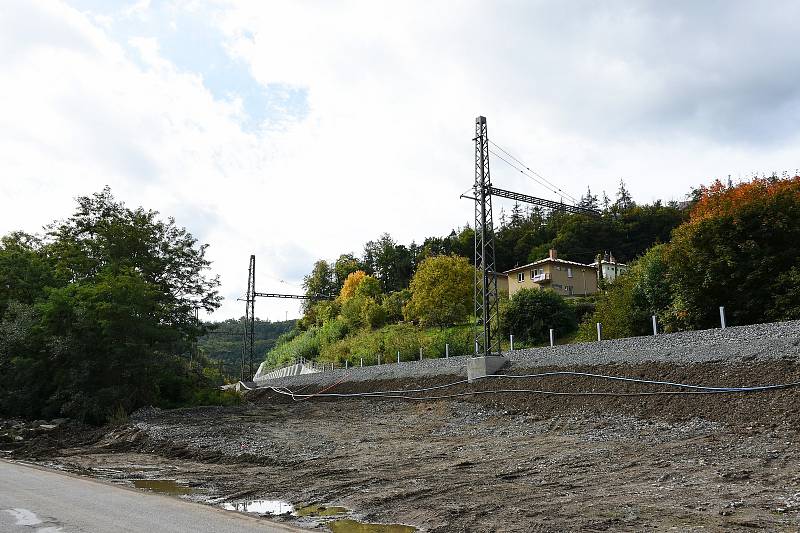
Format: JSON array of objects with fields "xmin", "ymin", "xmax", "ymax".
[
  {"xmin": 404, "ymin": 255, "xmax": 473, "ymax": 328},
  {"xmin": 303, "ymin": 260, "xmax": 336, "ymax": 302},
  {"xmin": 666, "ymin": 176, "xmax": 800, "ymax": 328},
  {"xmin": 578, "ymin": 244, "xmax": 671, "ymax": 340},
  {"xmin": 334, "ymin": 253, "xmax": 362, "ymax": 292},
  {"xmin": 0, "ymin": 188, "xmax": 222, "ymax": 423},
  {"xmin": 501, "ymin": 288, "xmax": 577, "ymax": 344},
  {"xmin": 363, "ymin": 233, "xmax": 414, "ymax": 292},
  {"xmin": 382, "ymin": 289, "xmax": 411, "ymax": 323}
]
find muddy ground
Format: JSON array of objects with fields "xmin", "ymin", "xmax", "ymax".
[{"xmin": 5, "ymin": 362, "xmax": 800, "ymax": 532}]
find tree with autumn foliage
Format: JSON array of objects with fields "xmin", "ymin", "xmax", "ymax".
[
  {"xmin": 404, "ymin": 255, "xmax": 474, "ymax": 328},
  {"xmin": 665, "ymin": 175, "xmax": 800, "ymax": 329}
]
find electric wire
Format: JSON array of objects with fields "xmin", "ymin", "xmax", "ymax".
[
  {"xmin": 487, "ymin": 149, "xmax": 567, "ymax": 202},
  {"xmin": 488, "ymin": 140, "xmax": 581, "ymax": 205},
  {"xmin": 267, "ymin": 370, "xmax": 800, "ymax": 402}
]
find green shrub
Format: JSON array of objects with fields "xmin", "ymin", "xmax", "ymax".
[{"xmin": 501, "ymin": 288, "xmax": 577, "ymax": 345}]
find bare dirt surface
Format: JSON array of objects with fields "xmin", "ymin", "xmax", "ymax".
[{"xmin": 5, "ymin": 361, "xmax": 800, "ymax": 532}]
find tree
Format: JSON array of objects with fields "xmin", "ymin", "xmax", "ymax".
[
  {"xmin": 303, "ymin": 260, "xmax": 336, "ymax": 302},
  {"xmin": 614, "ymin": 179, "xmax": 635, "ymax": 211},
  {"xmin": 578, "ymin": 244, "xmax": 671, "ymax": 340},
  {"xmin": 334, "ymin": 253, "xmax": 362, "ymax": 292},
  {"xmin": 578, "ymin": 186, "xmax": 599, "ymax": 211},
  {"xmin": 404, "ymin": 255, "xmax": 473, "ymax": 328},
  {"xmin": 339, "ymin": 270, "xmax": 368, "ymax": 300},
  {"xmin": 501, "ymin": 288, "xmax": 577, "ymax": 344},
  {"xmin": 382, "ymin": 289, "xmax": 411, "ymax": 323},
  {"xmin": 666, "ymin": 176, "xmax": 800, "ymax": 328},
  {"xmin": 0, "ymin": 188, "xmax": 223, "ymax": 423},
  {"xmin": 363, "ymin": 233, "xmax": 414, "ymax": 292}
]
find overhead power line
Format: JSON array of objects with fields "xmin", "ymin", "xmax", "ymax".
[{"xmin": 488, "ymin": 140, "xmax": 580, "ymax": 205}]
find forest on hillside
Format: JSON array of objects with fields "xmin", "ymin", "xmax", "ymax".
[
  {"xmin": 300, "ymin": 180, "xmax": 685, "ymax": 306},
  {"xmin": 198, "ymin": 318, "xmax": 295, "ymax": 378},
  {"xmin": 267, "ymin": 174, "xmax": 800, "ymax": 370}
]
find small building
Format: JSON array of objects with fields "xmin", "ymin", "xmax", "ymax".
[
  {"xmin": 503, "ymin": 249, "xmax": 599, "ymax": 298},
  {"xmin": 589, "ymin": 252, "xmax": 628, "ymax": 283},
  {"xmin": 493, "ymin": 272, "xmax": 509, "ymax": 296}
]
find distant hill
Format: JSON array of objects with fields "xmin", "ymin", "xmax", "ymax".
[{"xmin": 199, "ymin": 318, "xmax": 296, "ymax": 379}]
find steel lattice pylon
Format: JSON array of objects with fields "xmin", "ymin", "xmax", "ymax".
[
  {"xmin": 473, "ymin": 116, "xmax": 501, "ymax": 357},
  {"xmin": 242, "ymin": 254, "xmax": 256, "ymax": 381}
]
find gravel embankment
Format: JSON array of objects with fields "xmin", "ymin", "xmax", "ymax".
[{"xmin": 259, "ymin": 320, "xmax": 800, "ymax": 389}]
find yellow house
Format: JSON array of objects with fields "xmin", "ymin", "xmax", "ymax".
[{"xmin": 504, "ymin": 249, "xmax": 598, "ymax": 298}]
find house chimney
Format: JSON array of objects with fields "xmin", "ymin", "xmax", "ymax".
[{"xmin": 549, "ymin": 249, "xmax": 557, "ymax": 260}]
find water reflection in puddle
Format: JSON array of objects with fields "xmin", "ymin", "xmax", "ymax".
[
  {"xmin": 222, "ymin": 500, "xmax": 294, "ymax": 515},
  {"xmin": 295, "ymin": 504, "xmax": 348, "ymax": 517},
  {"xmin": 132, "ymin": 479, "xmax": 195, "ymax": 496},
  {"xmin": 328, "ymin": 519, "xmax": 416, "ymax": 533}
]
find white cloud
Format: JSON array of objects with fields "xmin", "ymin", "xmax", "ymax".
[{"xmin": 1, "ymin": 0, "xmax": 799, "ymax": 322}]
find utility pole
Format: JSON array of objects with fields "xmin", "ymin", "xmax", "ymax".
[
  {"xmin": 473, "ymin": 116, "xmax": 501, "ymax": 357},
  {"xmin": 239, "ymin": 255, "xmax": 334, "ymax": 382},
  {"xmin": 465, "ymin": 116, "xmax": 599, "ymax": 361},
  {"xmin": 243, "ymin": 254, "xmax": 256, "ymax": 381}
]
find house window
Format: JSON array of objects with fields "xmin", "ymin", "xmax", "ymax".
[
  {"xmin": 567, "ymin": 268, "xmax": 573, "ymax": 278},
  {"xmin": 517, "ymin": 272, "xmax": 524, "ymax": 282}
]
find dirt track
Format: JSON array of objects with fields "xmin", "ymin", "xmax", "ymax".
[{"xmin": 8, "ymin": 361, "xmax": 800, "ymax": 532}]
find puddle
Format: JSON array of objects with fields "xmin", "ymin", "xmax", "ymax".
[
  {"xmin": 328, "ymin": 519, "xmax": 417, "ymax": 533},
  {"xmin": 222, "ymin": 500, "xmax": 294, "ymax": 515},
  {"xmin": 132, "ymin": 479, "xmax": 195, "ymax": 496},
  {"xmin": 295, "ymin": 504, "xmax": 348, "ymax": 517}
]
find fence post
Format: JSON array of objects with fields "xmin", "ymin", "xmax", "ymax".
[
  {"xmin": 360, "ymin": 358, "xmax": 363, "ymax": 368},
  {"xmin": 378, "ymin": 354, "xmax": 381, "ymax": 365},
  {"xmin": 719, "ymin": 306, "xmax": 726, "ymax": 329},
  {"xmin": 419, "ymin": 347, "xmax": 423, "ymax": 361},
  {"xmin": 345, "ymin": 360, "xmax": 348, "ymax": 370},
  {"xmin": 397, "ymin": 350, "xmax": 400, "ymax": 364},
  {"xmin": 475, "ymin": 341, "xmax": 479, "ymax": 355},
  {"xmin": 446, "ymin": 343, "xmax": 449, "ymax": 358},
  {"xmin": 652, "ymin": 315, "xmax": 658, "ymax": 335},
  {"xmin": 596, "ymin": 322, "xmax": 602, "ymax": 341},
  {"xmin": 549, "ymin": 328, "xmax": 554, "ymax": 347},
  {"xmin": 510, "ymin": 334, "xmax": 514, "ymax": 351}
]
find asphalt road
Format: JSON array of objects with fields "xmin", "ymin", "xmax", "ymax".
[{"xmin": 0, "ymin": 460, "xmax": 307, "ymax": 532}]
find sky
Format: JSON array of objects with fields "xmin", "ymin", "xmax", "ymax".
[{"xmin": 1, "ymin": 0, "xmax": 799, "ymax": 321}]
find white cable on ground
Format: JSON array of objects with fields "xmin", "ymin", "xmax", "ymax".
[{"xmin": 265, "ymin": 371, "xmax": 800, "ymax": 402}]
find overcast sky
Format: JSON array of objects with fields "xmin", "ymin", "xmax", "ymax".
[{"xmin": 2, "ymin": 0, "xmax": 799, "ymax": 321}]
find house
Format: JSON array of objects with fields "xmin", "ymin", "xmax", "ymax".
[
  {"xmin": 589, "ymin": 252, "xmax": 628, "ymax": 283},
  {"xmin": 493, "ymin": 272, "xmax": 509, "ymax": 296},
  {"xmin": 503, "ymin": 249, "xmax": 599, "ymax": 298}
]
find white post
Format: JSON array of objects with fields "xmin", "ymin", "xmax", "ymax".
[
  {"xmin": 397, "ymin": 350, "xmax": 400, "ymax": 364},
  {"xmin": 510, "ymin": 334, "xmax": 514, "ymax": 351},
  {"xmin": 445, "ymin": 344, "xmax": 449, "ymax": 358},
  {"xmin": 378, "ymin": 354, "xmax": 381, "ymax": 365},
  {"xmin": 652, "ymin": 315, "xmax": 657, "ymax": 335},
  {"xmin": 345, "ymin": 360, "xmax": 349, "ymax": 370},
  {"xmin": 549, "ymin": 328, "xmax": 554, "ymax": 347},
  {"xmin": 596, "ymin": 322, "xmax": 602, "ymax": 341},
  {"xmin": 720, "ymin": 306, "xmax": 726, "ymax": 329},
  {"xmin": 475, "ymin": 341, "xmax": 479, "ymax": 355},
  {"xmin": 419, "ymin": 347, "xmax": 423, "ymax": 361},
  {"xmin": 360, "ymin": 358, "xmax": 363, "ymax": 368}
]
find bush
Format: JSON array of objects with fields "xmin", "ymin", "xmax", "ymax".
[
  {"xmin": 382, "ymin": 289, "xmax": 411, "ymax": 323},
  {"xmin": 501, "ymin": 288, "xmax": 577, "ymax": 344},
  {"xmin": 577, "ymin": 244, "xmax": 671, "ymax": 340}
]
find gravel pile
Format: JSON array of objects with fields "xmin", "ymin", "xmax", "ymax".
[{"xmin": 258, "ymin": 320, "xmax": 800, "ymax": 389}]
